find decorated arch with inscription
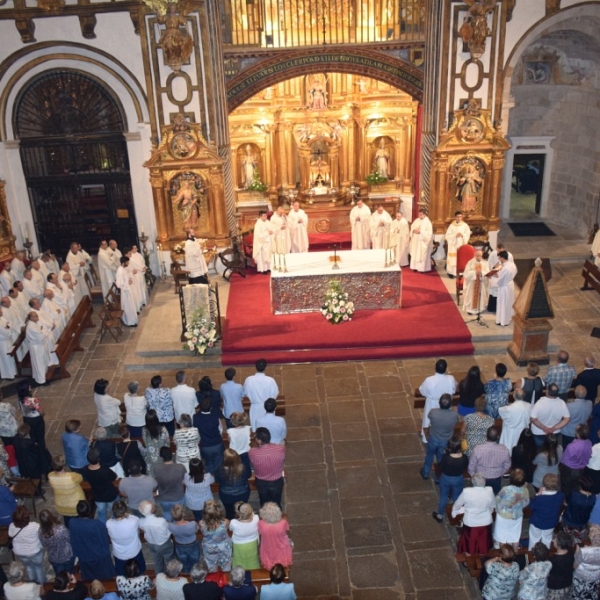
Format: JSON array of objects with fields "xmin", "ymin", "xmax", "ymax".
[{"xmin": 226, "ymin": 49, "xmax": 423, "ymax": 111}]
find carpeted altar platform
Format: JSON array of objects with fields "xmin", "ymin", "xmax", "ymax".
[{"xmin": 221, "ymin": 268, "xmax": 474, "ymax": 365}]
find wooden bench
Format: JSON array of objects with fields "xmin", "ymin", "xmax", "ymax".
[
  {"xmin": 46, "ymin": 295, "xmax": 94, "ymax": 382},
  {"xmin": 582, "ymin": 259, "xmax": 600, "ymax": 295}
]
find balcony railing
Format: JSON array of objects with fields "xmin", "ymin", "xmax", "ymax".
[{"xmin": 222, "ymin": 0, "xmax": 426, "ymax": 48}]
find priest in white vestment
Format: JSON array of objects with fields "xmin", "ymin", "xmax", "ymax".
[
  {"xmin": 270, "ymin": 206, "xmax": 291, "ymax": 255},
  {"xmin": 409, "ymin": 209, "xmax": 433, "ymax": 272},
  {"xmin": 66, "ymin": 242, "xmax": 88, "ymax": 278},
  {"xmin": 127, "ymin": 256, "xmax": 141, "ymax": 312},
  {"xmin": 22, "ymin": 269, "xmax": 44, "ymax": 303},
  {"xmin": 243, "ymin": 359, "xmax": 279, "ymax": 431},
  {"xmin": 10, "ymin": 252, "xmax": 26, "ymax": 282},
  {"xmin": 116, "ymin": 256, "xmax": 138, "ymax": 326},
  {"xmin": 26, "ymin": 311, "xmax": 58, "ymax": 385},
  {"xmin": 487, "ymin": 243, "xmax": 514, "ymax": 311},
  {"xmin": 43, "ymin": 289, "xmax": 67, "ymax": 333},
  {"xmin": 0, "ymin": 309, "xmax": 16, "ymax": 379},
  {"xmin": 288, "ymin": 201, "xmax": 309, "ymax": 253},
  {"xmin": 38, "ymin": 256, "xmax": 51, "ymax": 280},
  {"xmin": 462, "ymin": 249, "xmax": 490, "ymax": 315},
  {"xmin": 369, "ymin": 205, "xmax": 393, "ymax": 250},
  {"xmin": 29, "ymin": 298, "xmax": 59, "ymax": 342},
  {"xmin": 350, "ymin": 199, "xmax": 371, "ymax": 250},
  {"xmin": 108, "ymin": 240, "xmax": 122, "ymax": 283},
  {"xmin": 390, "ymin": 212, "xmax": 410, "ymax": 267},
  {"xmin": 444, "ymin": 211, "xmax": 471, "ymax": 277},
  {"xmin": 129, "ymin": 245, "xmax": 148, "ymax": 307},
  {"xmin": 252, "ymin": 212, "xmax": 274, "ymax": 273},
  {"xmin": 0, "ymin": 263, "xmax": 15, "ymax": 296},
  {"xmin": 45, "ymin": 251, "xmax": 60, "ymax": 277},
  {"xmin": 47, "ymin": 274, "xmax": 71, "ymax": 322},
  {"xmin": 184, "ymin": 229, "xmax": 209, "ymax": 285},
  {"xmin": 98, "ymin": 240, "xmax": 114, "ymax": 298},
  {"xmin": 60, "ymin": 272, "xmax": 78, "ymax": 313},
  {"xmin": 30, "ymin": 261, "xmax": 47, "ymax": 292},
  {"xmin": 592, "ymin": 228, "xmax": 600, "ymax": 268},
  {"xmin": 498, "ymin": 388, "xmax": 532, "ymax": 452},
  {"xmin": 494, "ymin": 251, "xmax": 518, "ymax": 326},
  {"xmin": 9, "ymin": 288, "xmax": 28, "ymax": 322}
]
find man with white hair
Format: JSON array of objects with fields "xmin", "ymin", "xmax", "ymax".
[
  {"xmin": 349, "ymin": 198, "xmax": 371, "ymax": 250},
  {"xmin": 42, "ymin": 289, "xmax": 67, "ymax": 332},
  {"xmin": 574, "ymin": 355, "xmax": 600, "ymax": 403},
  {"xmin": 462, "ymin": 248, "xmax": 490, "ymax": 315},
  {"xmin": 288, "ymin": 201, "xmax": 309, "ymax": 253},
  {"xmin": 369, "ymin": 205, "xmax": 392, "ymax": 250},
  {"xmin": 171, "ymin": 370, "xmax": 197, "ymax": 423},
  {"xmin": 47, "ymin": 273, "xmax": 71, "ymax": 321},
  {"xmin": 30, "ymin": 260, "xmax": 46, "ymax": 292},
  {"xmin": 28, "ymin": 298, "xmax": 57, "ymax": 342},
  {"xmin": 61, "ymin": 263, "xmax": 84, "ymax": 308},
  {"xmin": 9, "ymin": 284, "xmax": 29, "ymax": 321},
  {"xmin": 66, "ymin": 241, "xmax": 89, "ymax": 278},
  {"xmin": 409, "ymin": 208, "xmax": 433, "ymax": 273},
  {"xmin": 138, "ymin": 500, "xmax": 175, "ymax": 574},
  {"xmin": 22, "ymin": 269, "xmax": 44, "ymax": 304}
]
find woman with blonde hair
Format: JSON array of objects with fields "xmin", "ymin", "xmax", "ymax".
[
  {"xmin": 226, "ymin": 412, "xmax": 252, "ymax": 473},
  {"xmin": 48, "ymin": 455, "xmax": 85, "ymax": 526},
  {"xmin": 229, "ymin": 502, "xmax": 260, "ymax": 570},
  {"xmin": 258, "ymin": 502, "xmax": 293, "ymax": 570},
  {"xmin": 214, "ymin": 448, "xmax": 251, "ymax": 519},
  {"xmin": 200, "ymin": 500, "xmax": 232, "ymax": 572},
  {"xmin": 86, "ymin": 580, "xmax": 119, "ymax": 600},
  {"xmin": 38, "ymin": 509, "xmax": 75, "ymax": 575},
  {"xmin": 3, "ymin": 560, "xmax": 42, "ymax": 600}
]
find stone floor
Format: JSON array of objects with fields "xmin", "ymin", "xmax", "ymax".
[{"xmin": 4, "ymin": 224, "xmax": 600, "ymax": 599}]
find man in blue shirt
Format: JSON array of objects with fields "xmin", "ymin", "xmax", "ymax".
[{"xmin": 256, "ymin": 398, "xmax": 287, "ymax": 444}]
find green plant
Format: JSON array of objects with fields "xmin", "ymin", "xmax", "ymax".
[
  {"xmin": 365, "ymin": 170, "xmax": 389, "ymax": 185},
  {"xmin": 246, "ymin": 172, "xmax": 268, "ymax": 193}
]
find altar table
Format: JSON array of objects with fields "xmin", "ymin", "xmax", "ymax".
[{"xmin": 270, "ymin": 249, "xmax": 402, "ymax": 314}]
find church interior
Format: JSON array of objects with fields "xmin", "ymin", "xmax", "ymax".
[{"xmin": 0, "ymin": 0, "xmax": 600, "ymax": 598}]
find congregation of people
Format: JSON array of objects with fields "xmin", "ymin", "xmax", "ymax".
[
  {"xmin": 0, "ymin": 360, "xmax": 296, "ymax": 600},
  {"xmin": 419, "ymin": 352, "xmax": 600, "ymax": 599}
]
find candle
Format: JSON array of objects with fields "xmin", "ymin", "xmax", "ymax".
[
  {"xmin": 21, "ymin": 224, "xmax": 26, "ymax": 240},
  {"xmin": 141, "ymin": 225, "xmax": 145, "ymax": 235},
  {"xmin": 25, "ymin": 223, "xmax": 30, "ymax": 241}
]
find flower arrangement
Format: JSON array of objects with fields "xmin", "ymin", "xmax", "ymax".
[
  {"xmin": 321, "ymin": 280, "xmax": 355, "ymax": 324},
  {"xmin": 183, "ymin": 309, "xmax": 219, "ymax": 354},
  {"xmin": 365, "ymin": 169, "xmax": 389, "ymax": 185},
  {"xmin": 246, "ymin": 172, "xmax": 269, "ymax": 193}
]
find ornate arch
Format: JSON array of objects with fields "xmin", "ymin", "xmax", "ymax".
[{"xmin": 226, "ymin": 47, "xmax": 423, "ymax": 111}]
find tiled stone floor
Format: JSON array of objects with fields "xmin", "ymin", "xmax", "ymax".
[{"xmin": 6, "ymin": 225, "xmax": 600, "ymax": 599}]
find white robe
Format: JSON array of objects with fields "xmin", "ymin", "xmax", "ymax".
[
  {"xmin": 418, "ymin": 372, "xmax": 457, "ymax": 442},
  {"xmin": 0, "ymin": 270, "xmax": 14, "ymax": 296},
  {"xmin": 14, "ymin": 292, "xmax": 30, "ymax": 321},
  {"xmin": 66, "ymin": 250, "xmax": 86, "ymax": 277},
  {"xmin": 390, "ymin": 217, "xmax": 410, "ymax": 267},
  {"xmin": 2, "ymin": 306, "xmax": 26, "ymax": 361},
  {"xmin": 498, "ymin": 401, "xmax": 532, "ymax": 452},
  {"xmin": 10, "ymin": 258, "xmax": 25, "ymax": 282},
  {"xmin": 252, "ymin": 219, "xmax": 273, "ymax": 272},
  {"xmin": 592, "ymin": 229, "xmax": 600, "ymax": 268},
  {"xmin": 129, "ymin": 252, "xmax": 148, "ymax": 307},
  {"xmin": 0, "ymin": 317, "xmax": 16, "ymax": 379},
  {"xmin": 350, "ymin": 205, "xmax": 372, "ymax": 250},
  {"xmin": 47, "ymin": 283, "xmax": 71, "ymax": 321},
  {"xmin": 128, "ymin": 264, "xmax": 141, "ymax": 311},
  {"xmin": 288, "ymin": 209, "xmax": 309, "ymax": 253},
  {"xmin": 270, "ymin": 213, "xmax": 291, "ymax": 255},
  {"xmin": 26, "ymin": 320, "xmax": 58, "ymax": 385},
  {"xmin": 369, "ymin": 210, "xmax": 393, "ymax": 249},
  {"xmin": 462, "ymin": 258, "xmax": 490, "ymax": 315},
  {"xmin": 445, "ymin": 221, "xmax": 471, "ymax": 276},
  {"xmin": 98, "ymin": 248, "xmax": 114, "ymax": 298},
  {"xmin": 495, "ymin": 260, "xmax": 518, "ymax": 326},
  {"xmin": 22, "ymin": 278, "xmax": 44, "ymax": 303},
  {"xmin": 409, "ymin": 216, "xmax": 433, "ymax": 272},
  {"xmin": 116, "ymin": 265, "xmax": 138, "ymax": 326},
  {"xmin": 243, "ymin": 372, "xmax": 279, "ymax": 431},
  {"xmin": 487, "ymin": 250, "xmax": 514, "ymax": 297},
  {"xmin": 41, "ymin": 297, "xmax": 66, "ymax": 335},
  {"xmin": 184, "ymin": 239, "xmax": 208, "ymax": 279}
]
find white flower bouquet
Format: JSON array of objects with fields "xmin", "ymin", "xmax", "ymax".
[
  {"xmin": 183, "ymin": 309, "xmax": 219, "ymax": 354},
  {"xmin": 321, "ymin": 280, "xmax": 355, "ymax": 324}
]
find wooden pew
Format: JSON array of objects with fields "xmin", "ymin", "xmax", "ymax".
[{"xmin": 582, "ymin": 259, "xmax": 600, "ymax": 295}]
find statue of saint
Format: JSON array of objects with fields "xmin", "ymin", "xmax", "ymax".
[
  {"xmin": 241, "ymin": 145, "xmax": 257, "ymax": 188},
  {"xmin": 174, "ymin": 179, "xmax": 202, "ymax": 229},
  {"xmin": 374, "ymin": 139, "xmax": 391, "ymax": 179},
  {"xmin": 455, "ymin": 162, "xmax": 483, "ymax": 212},
  {"xmin": 308, "ymin": 76, "xmax": 327, "ymax": 110},
  {"xmin": 158, "ymin": 3, "xmax": 194, "ymax": 71}
]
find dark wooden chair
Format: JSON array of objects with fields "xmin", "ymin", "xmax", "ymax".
[{"xmin": 99, "ymin": 305, "xmax": 123, "ymax": 343}]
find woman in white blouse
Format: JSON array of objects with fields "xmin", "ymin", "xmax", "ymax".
[
  {"xmin": 123, "ymin": 381, "xmax": 147, "ymax": 438},
  {"xmin": 93, "ymin": 379, "xmax": 122, "ymax": 438}
]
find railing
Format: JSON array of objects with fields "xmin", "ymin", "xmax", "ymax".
[{"xmin": 221, "ymin": 0, "xmax": 426, "ymax": 48}]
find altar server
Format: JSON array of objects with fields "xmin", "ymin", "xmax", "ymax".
[
  {"xmin": 409, "ymin": 209, "xmax": 433, "ymax": 272},
  {"xmin": 129, "ymin": 245, "xmax": 148, "ymax": 308},
  {"xmin": 270, "ymin": 206, "xmax": 291, "ymax": 255},
  {"xmin": 369, "ymin": 205, "xmax": 392, "ymax": 250},
  {"xmin": 390, "ymin": 211, "xmax": 410, "ymax": 267},
  {"xmin": 184, "ymin": 229, "xmax": 209, "ymax": 285},
  {"xmin": 26, "ymin": 311, "xmax": 59, "ymax": 385},
  {"xmin": 0, "ymin": 308, "xmax": 17, "ymax": 379},
  {"xmin": 487, "ymin": 243, "xmax": 514, "ymax": 312},
  {"xmin": 98, "ymin": 240, "xmax": 114, "ymax": 298},
  {"xmin": 116, "ymin": 256, "xmax": 138, "ymax": 327},
  {"xmin": 253, "ymin": 211, "xmax": 274, "ymax": 273},
  {"xmin": 444, "ymin": 211, "xmax": 471, "ymax": 278},
  {"xmin": 350, "ymin": 199, "xmax": 371, "ymax": 250},
  {"xmin": 494, "ymin": 251, "xmax": 518, "ymax": 327},
  {"xmin": 288, "ymin": 201, "xmax": 309, "ymax": 253},
  {"xmin": 462, "ymin": 248, "xmax": 490, "ymax": 315}
]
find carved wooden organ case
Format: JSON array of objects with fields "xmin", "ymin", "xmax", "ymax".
[
  {"xmin": 429, "ymin": 101, "xmax": 510, "ymax": 235},
  {"xmin": 144, "ymin": 118, "xmax": 228, "ymax": 243}
]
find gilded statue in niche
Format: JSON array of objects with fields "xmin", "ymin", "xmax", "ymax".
[
  {"xmin": 240, "ymin": 144, "xmax": 258, "ymax": 188},
  {"xmin": 171, "ymin": 173, "xmax": 206, "ymax": 230},
  {"xmin": 458, "ymin": 0, "xmax": 496, "ymax": 59},
  {"xmin": 373, "ymin": 138, "xmax": 392, "ymax": 179},
  {"xmin": 307, "ymin": 74, "xmax": 328, "ymax": 110},
  {"xmin": 157, "ymin": 2, "xmax": 194, "ymax": 71},
  {"xmin": 452, "ymin": 157, "xmax": 485, "ymax": 213}
]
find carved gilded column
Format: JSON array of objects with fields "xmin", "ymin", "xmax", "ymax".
[
  {"xmin": 330, "ymin": 147, "xmax": 339, "ymax": 189},
  {"xmin": 487, "ymin": 153, "xmax": 505, "ymax": 231},
  {"xmin": 150, "ymin": 170, "xmax": 169, "ymax": 242},
  {"xmin": 345, "ymin": 119, "xmax": 356, "ymax": 183},
  {"xmin": 264, "ymin": 125, "xmax": 276, "ymax": 189}
]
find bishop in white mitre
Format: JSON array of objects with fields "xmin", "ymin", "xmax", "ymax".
[
  {"xmin": 390, "ymin": 212, "xmax": 410, "ymax": 267},
  {"xmin": 288, "ymin": 201, "xmax": 309, "ymax": 253},
  {"xmin": 270, "ymin": 206, "xmax": 291, "ymax": 255},
  {"xmin": 462, "ymin": 248, "xmax": 490, "ymax": 315},
  {"xmin": 116, "ymin": 256, "xmax": 138, "ymax": 326},
  {"xmin": 350, "ymin": 199, "xmax": 371, "ymax": 250},
  {"xmin": 444, "ymin": 211, "xmax": 471, "ymax": 277},
  {"xmin": 26, "ymin": 311, "xmax": 59, "ymax": 384},
  {"xmin": 409, "ymin": 209, "xmax": 433, "ymax": 272},
  {"xmin": 253, "ymin": 212, "xmax": 273, "ymax": 273},
  {"xmin": 369, "ymin": 205, "xmax": 392, "ymax": 250}
]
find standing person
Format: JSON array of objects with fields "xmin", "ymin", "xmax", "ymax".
[
  {"xmin": 545, "ymin": 350, "xmax": 577, "ymax": 401},
  {"xmin": 518, "ymin": 542, "xmax": 552, "ymax": 600},
  {"xmin": 259, "ymin": 565, "xmax": 296, "ymax": 600},
  {"xmin": 559, "ymin": 424, "xmax": 593, "ymax": 499},
  {"xmin": 154, "ymin": 447, "xmax": 186, "ymax": 522},
  {"xmin": 520, "ymin": 362, "xmax": 545, "ymax": 404},
  {"xmin": 532, "ymin": 435, "xmax": 562, "ymax": 492},
  {"xmin": 93, "ymin": 379, "xmax": 122, "ymax": 439},
  {"xmin": 409, "ymin": 208, "xmax": 433, "ymax": 273},
  {"xmin": 97, "ymin": 241, "xmax": 113, "ymax": 299},
  {"xmin": 257, "ymin": 503, "xmax": 292, "ymax": 571},
  {"xmin": 3, "ymin": 561, "xmax": 43, "ymax": 600},
  {"xmin": 349, "ymin": 199, "xmax": 371, "ymax": 250},
  {"xmin": 138, "ymin": 501, "xmax": 175, "ymax": 576},
  {"xmin": 431, "ymin": 436, "xmax": 468, "ymax": 524},
  {"xmin": 444, "ymin": 211, "xmax": 470, "ymax": 278},
  {"xmin": 61, "ymin": 420, "xmax": 89, "ymax": 474},
  {"xmin": 116, "ymin": 559, "xmax": 152, "ymax": 600},
  {"xmin": 270, "ymin": 206, "xmax": 291, "ymax": 255},
  {"xmin": 493, "ymin": 468, "xmax": 530, "ymax": 551},
  {"xmin": 167, "ymin": 505, "xmax": 199, "ymax": 574},
  {"xmin": 492, "ymin": 251, "xmax": 518, "ymax": 327},
  {"xmin": 171, "ymin": 371, "xmax": 197, "ymax": 424},
  {"xmin": 574, "ymin": 355, "xmax": 600, "ymax": 403},
  {"xmin": 214, "ymin": 449, "xmax": 251, "ymax": 520},
  {"xmin": 118, "ymin": 460, "xmax": 157, "ymax": 517},
  {"xmin": 25, "ymin": 311, "xmax": 58, "ymax": 385},
  {"xmin": 155, "ymin": 559, "xmax": 187, "ymax": 600},
  {"xmin": 462, "ymin": 248, "xmax": 490, "ymax": 315},
  {"xmin": 468, "ymin": 426, "xmax": 511, "ymax": 495},
  {"xmin": 16, "ymin": 382, "xmax": 47, "ymax": 457},
  {"xmin": 418, "ymin": 359, "xmax": 457, "ymax": 442},
  {"xmin": 481, "ymin": 544, "xmax": 519, "ymax": 600},
  {"xmin": 369, "ymin": 205, "xmax": 392, "ymax": 250},
  {"xmin": 220, "ymin": 368, "xmax": 244, "ymax": 429},
  {"xmin": 288, "ymin": 201, "xmax": 309, "ymax": 253},
  {"xmin": 82, "ymin": 448, "xmax": 119, "ymax": 524},
  {"xmin": 226, "ymin": 413, "xmax": 252, "ymax": 473},
  {"xmin": 229, "ymin": 503, "xmax": 260, "ymax": 570},
  {"xmin": 572, "ymin": 523, "xmax": 600, "ymax": 599},
  {"xmin": 457, "ymin": 366, "xmax": 485, "ymax": 417},
  {"xmin": 13, "ymin": 424, "xmax": 45, "ymax": 483},
  {"xmin": 0, "ymin": 308, "xmax": 17, "ymax": 381},
  {"xmin": 419, "ymin": 393, "xmax": 459, "ymax": 481},
  {"xmin": 184, "ymin": 562, "xmax": 223, "ymax": 600},
  {"xmin": 106, "ymin": 501, "xmax": 146, "ymax": 576},
  {"xmin": 562, "ymin": 388, "xmax": 593, "ymax": 448},
  {"xmin": 173, "ymin": 414, "xmax": 200, "ymax": 473},
  {"xmin": 123, "ymin": 381, "xmax": 147, "ymax": 439},
  {"xmin": 486, "ymin": 243, "xmax": 514, "ymax": 312},
  {"xmin": 146, "ymin": 376, "xmax": 175, "ymax": 437},
  {"xmin": 244, "ymin": 359, "xmax": 279, "ymax": 431},
  {"xmin": 115, "ymin": 257, "xmax": 138, "ymax": 327},
  {"xmin": 200, "ymin": 500, "xmax": 232, "ymax": 573},
  {"xmin": 48, "ymin": 456, "xmax": 85, "ymax": 526},
  {"xmin": 527, "ymin": 474, "xmax": 565, "ymax": 550},
  {"xmin": 116, "ymin": 425, "xmax": 147, "ymax": 477},
  {"xmin": 38, "ymin": 509, "xmax": 75, "ymax": 575},
  {"xmin": 530, "ymin": 383, "xmax": 571, "ymax": 448},
  {"xmin": 183, "ymin": 229, "xmax": 208, "ymax": 285},
  {"xmin": 9, "ymin": 506, "xmax": 46, "ymax": 584},
  {"xmin": 547, "ymin": 530, "xmax": 575, "ymax": 600},
  {"xmin": 256, "ymin": 398, "xmax": 287, "ymax": 445},
  {"xmin": 461, "ymin": 397, "xmax": 494, "ymax": 457},
  {"xmin": 252, "ymin": 211, "xmax": 273, "ymax": 274},
  {"xmin": 223, "ymin": 565, "xmax": 257, "ymax": 600},
  {"xmin": 128, "ymin": 245, "xmax": 147, "ymax": 308},
  {"xmin": 390, "ymin": 211, "xmax": 409, "ymax": 267},
  {"xmin": 561, "ymin": 476, "xmax": 596, "ymax": 544},
  {"xmin": 249, "ymin": 428, "xmax": 285, "ymax": 508},
  {"xmin": 499, "ymin": 388, "xmax": 532, "ymax": 452},
  {"xmin": 141, "ymin": 410, "xmax": 170, "ymax": 477},
  {"xmin": 484, "ymin": 363, "xmax": 512, "ymax": 419},
  {"xmin": 193, "ymin": 396, "xmax": 224, "ymax": 475},
  {"xmin": 183, "ymin": 458, "xmax": 214, "ymax": 521}
]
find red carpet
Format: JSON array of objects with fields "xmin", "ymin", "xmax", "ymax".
[{"xmin": 221, "ymin": 268, "xmax": 474, "ymax": 365}]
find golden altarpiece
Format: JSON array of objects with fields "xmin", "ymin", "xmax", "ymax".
[
  {"xmin": 0, "ymin": 181, "xmax": 17, "ymax": 260},
  {"xmin": 144, "ymin": 116, "xmax": 229, "ymax": 244},
  {"xmin": 429, "ymin": 100, "xmax": 510, "ymax": 236},
  {"xmin": 229, "ymin": 74, "xmax": 418, "ymax": 232}
]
